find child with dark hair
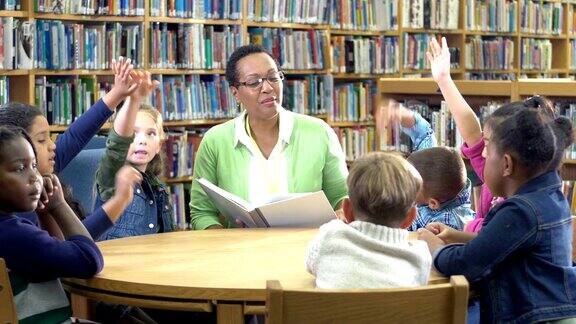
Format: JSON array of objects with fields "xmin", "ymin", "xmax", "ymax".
[
  {"xmin": 0, "ymin": 57, "xmax": 142, "ymax": 239},
  {"xmin": 377, "ymin": 101, "xmax": 475, "ymax": 231},
  {"xmin": 407, "ymin": 146, "xmax": 473, "ymax": 230},
  {"xmin": 0, "ymin": 125, "xmax": 103, "ymax": 323},
  {"xmin": 306, "ymin": 152, "xmax": 431, "ymax": 288},
  {"xmin": 419, "ymin": 106, "xmax": 576, "ymax": 323}
]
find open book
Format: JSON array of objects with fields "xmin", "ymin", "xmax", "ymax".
[{"xmin": 197, "ymin": 178, "xmax": 337, "ymax": 228}]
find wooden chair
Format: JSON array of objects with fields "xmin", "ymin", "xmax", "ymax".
[
  {"xmin": 266, "ymin": 276, "xmax": 469, "ymax": 324},
  {"xmin": 0, "ymin": 258, "xmax": 18, "ymax": 324}
]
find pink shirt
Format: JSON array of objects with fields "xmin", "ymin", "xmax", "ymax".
[{"xmin": 460, "ymin": 139, "xmax": 499, "ymax": 233}]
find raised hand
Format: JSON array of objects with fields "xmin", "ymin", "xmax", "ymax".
[
  {"xmin": 426, "ymin": 37, "xmax": 451, "ymax": 84},
  {"xmin": 129, "ymin": 71, "xmax": 160, "ymax": 104},
  {"xmin": 111, "ymin": 56, "xmax": 139, "ymax": 97}
]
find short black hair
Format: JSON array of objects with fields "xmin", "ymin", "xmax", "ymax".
[
  {"xmin": 0, "ymin": 125, "xmax": 37, "ymax": 163},
  {"xmin": 225, "ymin": 44, "xmax": 278, "ymax": 86},
  {"xmin": 0, "ymin": 102, "xmax": 44, "ymax": 133},
  {"xmin": 407, "ymin": 147, "xmax": 466, "ymax": 202}
]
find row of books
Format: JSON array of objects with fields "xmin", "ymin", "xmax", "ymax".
[
  {"xmin": 330, "ymin": 80, "xmax": 376, "ymax": 123},
  {"xmin": 248, "ymin": 28, "xmax": 327, "ymax": 70},
  {"xmin": 333, "ymin": 126, "xmax": 376, "ymax": 162},
  {"xmin": 520, "ymin": 0, "xmax": 563, "ymax": 35},
  {"xmin": 465, "ymin": 72, "xmax": 515, "ymax": 80},
  {"xmin": 572, "ymin": 40, "xmax": 576, "ymax": 70},
  {"xmin": 331, "ymin": 36, "xmax": 399, "ymax": 74},
  {"xmin": 466, "ymin": 0, "xmax": 517, "ymax": 33},
  {"xmin": 0, "ymin": 76, "xmax": 8, "ymax": 106},
  {"xmin": 554, "ymin": 101, "xmax": 576, "ymax": 160},
  {"xmin": 403, "ymin": 34, "xmax": 460, "ymax": 70},
  {"xmin": 384, "ymin": 100, "xmax": 508, "ymax": 152},
  {"xmin": 520, "ymin": 38, "xmax": 552, "ymax": 71},
  {"xmin": 0, "ymin": 18, "xmax": 33, "ymax": 70},
  {"xmin": 402, "ymin": 0, "xmax": 460, "ymax": 30},
  {"xmin": 35, "ymin": 0, "xmax": 144, "ymax": 16},
  {"xmin": 149, "ymin": 74, "xmax": 239, "ymax": 121},
  {"xmin": 167, "ymin": 183, "xmax": 190, "ymax": 230},
  {"xmin": 35, "ymin": 20, "xmax": 143, "ymax": 70},
  {"xmin": 150, "ymin": 0, "xmax": 241, "ymax": 19},
  {"xmin": 465, "ymin": 36, "xmax": 514, "ymax": 70},
  {"xmin": 0, "ymin": 0, "xmax": 19, "ymax": 10},
  {"xmin": 34, "ymin": 76, "xmax": 96, "ymax": 125},
  {"xmin": 327, "ymin": 0, "xmax": 397, "ymax": 31},
  {"xmin": 246, "ymin": 0, "xmax": 329, "ymax": 24},
  {"xmin": 149, "ymin": 23, "xmax": 242, "ymax": 70},
  {"xmin": 161, "ymin": 129, "xmax": 205, "ymax": 178},
  {"xmin": 283, "ymin": 75, "xmax": 331, "ymax": 116}
]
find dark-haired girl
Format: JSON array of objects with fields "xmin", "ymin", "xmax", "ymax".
[
  {"xmin": 0, "ymin": 57, "xmax": 141, "ymax": 239},
  {"xmin": 0, "ymin": 126, "xmax": 103, "ymax": 323},
  {"xmin": 419, "ymin": 105, "xmax": 576, "ymax": 322}
]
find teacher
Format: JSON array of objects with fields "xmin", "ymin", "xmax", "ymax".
[{"xmin": 190, "ymin": 44, "xmax": 349, "ymax": 229}]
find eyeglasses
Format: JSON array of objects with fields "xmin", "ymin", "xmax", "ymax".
[{"xmin": 237, "ymin": 71, "xmax": 284, "ymax": 89}]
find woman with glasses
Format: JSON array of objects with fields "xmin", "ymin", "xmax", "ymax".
[{"xmin": 189, "ymin": 44, "xmax": 348, "ymax": 230}]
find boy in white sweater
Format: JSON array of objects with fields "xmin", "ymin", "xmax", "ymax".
[{"xmin": 306, "ymin": 152, "xmax": 432, "ymax": 288}]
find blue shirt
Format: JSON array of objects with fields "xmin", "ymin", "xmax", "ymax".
[
  {"xmin": 409, "ymin": 179, "xmax": 475, "ymax": 231},
  {"xmin": 434, "ymin": 171, "xmax": 576, "ymax": 323},
  {"xmin": 15, "ymin": 99, "xmax": 114, "ymax": 239},
  {"xmin": 402, "ymin": 111, "xmax": 475, "ymax": 231}
]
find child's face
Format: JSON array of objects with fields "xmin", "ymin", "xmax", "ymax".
[
  {"xmin": 482, "ymin": 127, "xmax": 506, "ymax": 197},
  {"xmin": 28, "ymin": 116, "xmax": 56, "ymax": 175},
  {"xmin": 127, "ymin": 112, "xmax": 161, "ymax": 172},
  {"xmin": 0, "ymin": 137, "xmax": 43, "ymax": 213}
]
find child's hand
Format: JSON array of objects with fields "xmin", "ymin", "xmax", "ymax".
[
  {"xmin": 112, "ymin": 57, "xmax": 139, "ymax": 96},
  {"xmin": 41, "ymin": 174, "xmax": 66, "ymax": 212},
  {"xmin": 426, "ymin": 37, "xmax": 451, "ymax": 84},
  {"xmin": 113, "ymin": 165, "xmax": 143, "ymax": 206},
  {"xmin": 129, "ymin": 71, "xmax": 160, "ymax": 104},
  {"xmin": 426, "ymin": 222, "xmax": 459, "ymax": 244},
  {"xmin": 417, "ymin": 228, "xmax": 446, "ymax": 254},
  {"xmin": 375, "ymin": 99, "xmax": 415, "ymax": 137},
  {"xmin": 36, "ymin": 174, "xmax": 54, "ymax": 211}
]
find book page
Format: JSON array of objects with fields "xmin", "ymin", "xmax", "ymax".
[{"xmin": 257, "ymin": 191, "xmax": 337, "ymax": 227}]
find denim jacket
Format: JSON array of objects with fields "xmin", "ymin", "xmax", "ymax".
[
  {"xmin": 95, "ymin": 128, "xmax": 174, "ymax": 241},
  {"xmin": 433, "ymin": 171, "xmax": 576, "ymax": 323}
]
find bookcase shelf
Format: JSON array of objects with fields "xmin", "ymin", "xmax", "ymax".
[
  {"xmin": 163, "ymin": 176, "xmax": 193, "ymax": 184},
  {"xmin": 329, "ymin": 29, "xmax": 397, "ymax": 37},
  {"xmin": 34, "ymin": 13, "xmax": 145, "ymax": 22},
  {"xmin": 147, "ymin": 17, "xmax": 242, "ymax": 25},
  {"xmin": 283, "ymin": 69, "xmax": 330, "ymax": 75},
  {"xmin": 403, "ymin": 28, "xmax": 464, "ymax": 34},
  {"xmin": 0, "ymin": 10, "xmax": 27, "ymax": 17},
  {"xmin": 329, "ymin": 121, "xmax": 374, "ymax": 127},
  {"xmin": 0, "ymin": 70, "xmax": 29, "ymax": 76},
  {"xmin": 520, "ymin": 33, "xmax": 567, "ymax": 39},
  {"xmin": 465, "ymin": 31, "xmax": 517, "ymax": 37},
  {"xmin": 148, "ymin": 69, "xmax": 226, "ymax": 75},
  {"xmin": 245, "ymin": 21, "xmax": 330, "ymax": 30},
  {"xmin": 333, "ymin": 73, "xmax": 391, "ymax": 79},
  {"xmin": 35, "ymin": 70, "xmax": 114, "ymax": 76},
  {"xmin": 164, "ymin": 119, "xmax": 231, "ymax": 127}
]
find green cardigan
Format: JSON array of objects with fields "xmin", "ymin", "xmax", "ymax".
[{"xmin": 190, "ymin": 111, "xmax": 349, "ymax": 230}]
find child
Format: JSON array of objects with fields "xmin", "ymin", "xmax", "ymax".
[
  {"xmin": 418, "ymin": 107, "xmax": 576, "ymax": 323},
  {"xmin": 0, "ymin": 57, "xmax": 140, "ymax": 240},
  {"xmin": 306, "ymin": 151, "xmax": 431, "ymax": 289},
  {"xmin": 0, "ymin": 125, "xmax": 104, "ymax": 323},
  {"xmin": 407, "ymin": 146, "xmax": 474, "ymax": 231},
  {"xmin": 95, "ymin": 71, "xmax": 174, "ymax": 240},
  {"xmin": 427, "ymin": 37, "xmax": 572, "ymax": 240},
  {"xmin": 378, "ymin": 101, "xmax": 475, "ymax": 231}
]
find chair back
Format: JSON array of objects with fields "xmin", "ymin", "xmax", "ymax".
[
  {"xmin": 0, "ymin": 258, "xmax": 18, "ymax": 324},
  {"xmin": 59, "ymin": 148, "xmax": 105, "ymax": 214},
  {"xmin": 266, "ymin": 276, "xmax": 469, "ymax": 324}
]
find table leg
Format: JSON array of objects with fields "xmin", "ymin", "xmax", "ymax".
[
  {"xmin": 217, "ymin": 302, "xmax": 244, "ymax": 324},
  {"xmin": 70, "ymin": 293, "xmax": 90, "ymax": 318}
]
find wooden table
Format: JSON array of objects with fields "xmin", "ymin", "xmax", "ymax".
[{"xmin": 63, "ymin": 228, "xmax": 445, "ymax": 324}]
